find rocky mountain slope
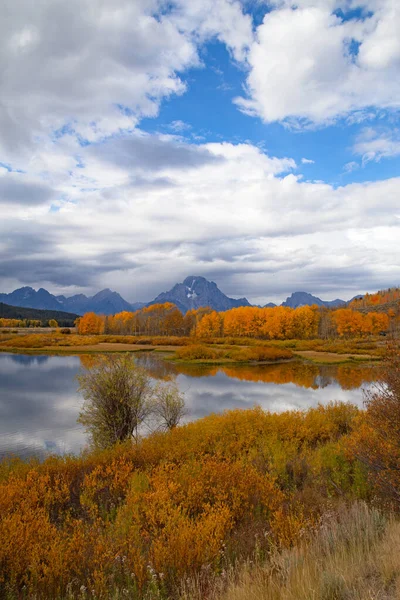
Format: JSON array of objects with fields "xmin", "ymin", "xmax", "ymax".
[{"xmin": 150, "ymin": 276, "xmax": 251, "ymax": 313}]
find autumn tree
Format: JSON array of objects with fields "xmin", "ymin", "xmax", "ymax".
[
  {"xmin": 76, "ymin": 312, "xmax": 105, "ymax": 335},
  {"xmin": 48, "ymin": 319, "xmax": 58, "ymax": 328},
  {"xmin": 291, "ymin": 305, "xmax": 320, "ymax": 339},
  {"xmin": 196, "ymin": 310, "xmax": 223, "ymax": 338},
  {"xmin": 78, "ymin": 354, "xmax": 154, "ymax": 447},
  {"xmin": 332, "ymin": 309, "xmax": 365, "ymax": 337},
  {"xmin": 363, "ymin": 312, "xmax": 389, "ymax": 335}
]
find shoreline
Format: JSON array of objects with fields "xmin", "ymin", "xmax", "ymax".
[{"xmin": 0, "ymin": 345, "xmax": 382, "ymax": 365}]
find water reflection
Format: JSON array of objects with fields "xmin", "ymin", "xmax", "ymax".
[
  {"xmin": 0, "ymin": 354, "xmax": 84, "ymax": 460},
  {"xmin": 0, "ymin": 353, "xmax": 379, "ymax": 460},
  {"xmin": 135, "ymin": 353, "xmax": 380, "ymax": 391}
]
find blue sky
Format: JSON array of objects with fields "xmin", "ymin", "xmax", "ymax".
[
  {"xmin": 141, "ymin": 38, "xmax": 400, "ymax": 188},
  {"xmin": 1, "ymin": 0, "xmax": 400, "ymax": 304}
]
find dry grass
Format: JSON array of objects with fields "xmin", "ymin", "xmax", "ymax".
[
  {"xmin": 174, "ymin": 344, "xmax": 294, "ymax": 363},
  {"xmin": 296, "ymin": 350, "xmax": 378, "ymax": 364},
  {"xmin": 181, "ymin": 502, "xmax": 400, "ymax": 600}
]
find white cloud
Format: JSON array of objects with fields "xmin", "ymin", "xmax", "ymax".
[
  {"xmin": 0, "ymin": 0, "xmax": 252, "ymax": 157},
  {"xmin": 168, "ymin": 120, "xmax": 192, "ymax": 132},
  {"xmin": 235, "ymin": 0, "xmax": 400, "ymax": 126},
  {"xmin": 301, "ymin": 158, "xmax": 315, "ymax": 164},
  {"xmin": 343, "ymin": 161, "xmax": 359, "ymax": 173},
  {"xmin": 353, "ymin": 127, "xmax": 400, "ymax": 164},
  {"xmin": 1, "ymin": 132, "xmax": 400, "ymax": 302},
  {"xmin": 1, "ymin": 0, "xmax": 400, "ymax": 304}
]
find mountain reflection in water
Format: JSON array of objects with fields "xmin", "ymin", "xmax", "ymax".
[{"xmin": 0, "ymin": 352, "xmax": 379, "ymax": 460}]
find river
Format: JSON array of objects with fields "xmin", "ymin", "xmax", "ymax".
[{"xmin": 0, "ymin": 352, "xmax": 379, "ymax": 459}]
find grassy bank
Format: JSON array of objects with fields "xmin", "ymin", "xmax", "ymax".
[
  {"xmin": 0, "ymin": 332, "xmax": 385, "ymax": 364},
  {"xmin": 0, "ymin": 402, "xmax": 378, "ymax": 599}
]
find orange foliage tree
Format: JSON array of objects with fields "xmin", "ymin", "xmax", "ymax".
[
  {"xmin": 76, "ymin": 312, "xmax": 105, "ymax": 335},
  {"xmin": 74, "ymin": 300, "xmax": 389, "ymax": 340},
  {"xmin": 195, "ymin": 310, "xmax": 223, "ymax": 337},
  {"xmin": 332, "ymin": 309, "xmax": 388, "ymax": 337}
]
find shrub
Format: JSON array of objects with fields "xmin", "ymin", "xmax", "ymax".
[
  {"xmin": 0, "ymin": 403, "xmax": 369, "ymax": 599},
  {"xmin": 153, "ymin": 382, "xmax": 186, "ymax": 430},
  {"xmin": 175, "ymin": 345, "xmax": 219, "ymax": 360},
  {"xmin": 228, "ymin": 346, "xmax": 293, "ymax": 362},
  {"xmin": 60, "ymin": 328, "xmax": 71, "ymax": 334},
  {"xmin": 352, "ymin": 343, "xmax": 400, "ymax": 506}
]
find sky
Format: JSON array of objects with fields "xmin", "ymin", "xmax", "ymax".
[{"xmin": 1, "ymin": 0, "xmax": 400, "ymax": 305}]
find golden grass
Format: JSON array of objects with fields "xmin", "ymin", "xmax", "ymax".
[
  {"xmin": 295, "ymin": 350, "xmax": 379, "ymax": 364},
  {"xmin": 181, "ymin": 503, "xmax": 400, "ymax": 600},
  {"xmin": 174, "ymin": 345, "xmax": 294, "ymax": 364}
]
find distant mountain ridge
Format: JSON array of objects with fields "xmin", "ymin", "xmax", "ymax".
[
  {"xmin": 0, "ymin": 287, "xmax": 142, "ymax": 316},
  {"xmin": 282, "ymin": 291, "xmax": 345, "ymax": 309},
  {"xmin": 0, "ymin": 279, "xmax": 356, "ymax": 315},
  {"xmin": 56, "ymin": 288, "xmax": 145, "ymax": 315},
  {"xmin": 0, "ymin": 277, "xmax": 251, "ymax": 315}
]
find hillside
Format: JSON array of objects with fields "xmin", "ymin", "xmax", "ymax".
[
  {"xmin": 0, "ymin": 302, "xmax": 79, "ymax": 327},
  {"xmin": 354, "ymin": 299, "xmax": 400, "ymax": 318},
  {"xmin": 350, "ymin": 288, "xmax": 400, "ymax": 315}
]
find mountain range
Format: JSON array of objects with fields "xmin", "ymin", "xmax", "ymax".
[
  {"xmin": 0, "ymin": 277, "xmax": 348, "ymax": 315},
  {"xmin": 0, "ymin": 287, "xmax": 145, "ymax": 316}
]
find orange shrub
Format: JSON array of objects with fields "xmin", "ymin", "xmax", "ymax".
[
  {"xmin": 175, "ymin": 344, "xmax": 219, "ymax": 360},
  {"xmin": 228, "ymin": 346, "xmax": 293, "ymax": 362},
  {"xmin": 350, "ymin": 344, "xmax": 400, "ymax": 506},
  {"xmin": 0, "ymin": 403, "xmax": 368, "ymax": 598}
]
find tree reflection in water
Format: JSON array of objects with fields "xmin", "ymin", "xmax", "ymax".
[{"xmin": 128, "ymin": 353, "xmax": 381, "ymax": 391}]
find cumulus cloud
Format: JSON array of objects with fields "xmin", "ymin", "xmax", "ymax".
[
  {"xmin": 235, "ymin": 0, "xmax": 400, "ymax": 126},
  {"xmin": 0, "ymin": 0, "xmax": 251, "ymax": 156},
  {"xmin": 1, "ymin": 0, "xmax": 400, "ymax": 305},
  {"xmin": 1, "ymin": 132, "xmax": 400, "ymax": 303}
]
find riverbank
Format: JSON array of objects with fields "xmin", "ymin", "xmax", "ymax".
[
  {"xmin": 0, "ymin": 400, "xmax": 397, "ymax": 600},
  {"xmin": 0, "ymin": 331, "xmax": 386, "ymax": 364}
]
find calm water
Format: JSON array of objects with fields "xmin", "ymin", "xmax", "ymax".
[{"xmin": 0, "ymin": 353, "xmax": 379, "ymax": 459}]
